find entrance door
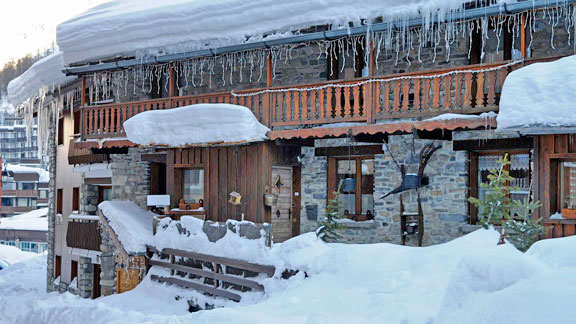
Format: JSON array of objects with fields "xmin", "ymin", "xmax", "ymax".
[{"xmin": 271, "ymin": 167, "xmax": 294, "ymax": 243}]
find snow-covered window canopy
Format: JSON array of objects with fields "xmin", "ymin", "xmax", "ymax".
[{"xmin": 123, "ymin": 104, "xmax": 270, "ymax": 146}]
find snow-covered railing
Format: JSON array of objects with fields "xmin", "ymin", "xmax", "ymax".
[{"xmin": 80, "ymin": 60, "xmax": 527, "ymax": 139}]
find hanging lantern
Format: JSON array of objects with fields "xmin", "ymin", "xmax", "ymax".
[
  {"xmin": 341, "ymin": 177, "xmax": 356, "ymax": 193},
  {"xmin": 229, "ymin": 191, "xmax": 242, "ymax": 205}
]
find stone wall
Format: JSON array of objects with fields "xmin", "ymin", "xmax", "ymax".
[
  {"xmin": 99, "ymin": 225, "xmax": 117, "ymax": 296},
  {"xmin": 109, "ymin": 147, "xmax": 153, "ymax": 209},
  {"xmin": 76, "ymin": 257, "xmax": 94, "ymax": 298},
  {"xmin": 299, "ymin": 135, "xmax": 485, "ymax": 246},
  {"xmin": 46, "ymin": 108, "xmax": 57, "ymax": 292},
  {"xmin": 80, "ymin": 183, "xmax": 99, "ymax": 215}
]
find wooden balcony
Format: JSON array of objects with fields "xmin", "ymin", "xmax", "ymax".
[
  {"xmin": 66, "ymin": 220, "xmax": 101, "ymax": 251},
  {"xmin": 81, "ymin": 60, "xmax": 525, "ymax": 140},
  {"xmin": 0, "ymin": 206, "xmax": 37, "ymax": 214},
  {"xmin": 1, "ymin": 190, "xmax": 39, "ymax": 198}
]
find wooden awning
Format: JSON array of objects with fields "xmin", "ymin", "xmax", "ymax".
[
  {"xmin": 267, "ymin": 117, "xmax": 497, "ymax": 140},
  {"xmin": 68, "ymin": 139, "xmax": 108, "ymax": 165}
]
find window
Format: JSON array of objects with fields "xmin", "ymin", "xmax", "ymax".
[
  {"xmin": 326, "ymin": 40, "xmax": 367, "ymax": 81},
  {"xmin": 57, "ymin": 117, "xmax": 64, "ymax": 145},
  {"xmin": 73, "ymin": 110, "xmax": 81, "ymax": 135},
  {"xmin": 55, "ymin": 255, "xmax": 61, "ymax": 279},
  {"xmin": 328, "ymin": 156, "xmax": 375, "ymax": 220},
  {"xmin": 469, "ymin": 18, "xmax": 516, "ymax": 65},
  {"xmin": 469, "ymin": 152, "xmax": 531, "ymax": 224},
  {"xmin": 98, "ymin": 186, "xmax": 112, "ymax": 204},
  {"xmin": 1, "ymin": 198, "xmax": 13, "ymax": 206},
  {"xmin": 57, "ymin": 189, "xmax": 63, "ymax": 214},
  {"xmin": 71, "ymin": 260, "xmax": 78, "ymax": 286},
  {"xmin": 182, "ymin": 169, "xmax": 204, "ymax": 203},
  {"xmin": 72, "ymin": 187, "xmax": 80, "ymax": 212}
]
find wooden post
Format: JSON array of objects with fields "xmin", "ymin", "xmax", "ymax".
[
  {"xmin": 366, "ymin": 39, "xmax": 375, "ymax": 124},
  {"xmin": 266, "ymin": 53, "xmax": 273, "ymax": 87},
  {"xmin": 520, "ymin": 14, "xmax": 527, "ymax": 58},
  {"xmin": 168, "ymin": 63, "xmax": 175, "ymax": 99},
  {"xmin": 80, "ymin": 76, "xmax": 86, "ymax": 106}
]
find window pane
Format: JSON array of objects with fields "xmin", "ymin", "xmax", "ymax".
[
  {"xmin": 510, "ymin": 154, "xmax": 530, "ymax": 217},
  {"xmin": 183, "ymin": 169, "xmax": 204, "ymax": 203},
  {"xmin": 560, "ymin": 162, "xmax": 576, "ymax": 211},
  {"xmin": 478, "ymin": 155, "xmax": 503, "ymax": 215},
  {"xmin": 337, "ymin": 160, "xmax": 356, "ymax": 215},
  {"xmin": 361, "ymin": 159, "xmax": 374, "ymax": 216}
]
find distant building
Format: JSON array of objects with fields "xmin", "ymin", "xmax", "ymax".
[
  {"xmin": 0, "ymin": 207, "xmax": 48, "ymax": 253},
  {"xmin": 0, "ymin": 112, "xmax": 38, "ymax": 165},
  {"xmin": 1, "ymin": 163, "xmax": 49, "ymax": 218}
]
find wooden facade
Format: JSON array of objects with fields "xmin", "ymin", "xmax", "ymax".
[
  {"xmin": 533, "ymin": 134, "xmax": 576, "ymax": 239},
  {"xmin": 166, "ymin": 143, "xmax": 299, "ymax": 225}
]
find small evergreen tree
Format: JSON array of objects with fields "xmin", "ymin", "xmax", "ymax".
[
  {"xmin": 316, "ymin": 192, "xmax": 346, "ymax": 242},
  {"xmin": 468, "ymin": 154, "xmax": 544, "ymax": 251}
]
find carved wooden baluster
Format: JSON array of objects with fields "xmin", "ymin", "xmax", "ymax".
[
  {"xmin": 310, "ymin": 90, "xmax": 317, "ymax": 121},
  {"xmin": 301, "ymin": 90, "xmax": 308, "ymax": 121},
  {"xmin": 285, "ymin": 92, "xmax": 293, "ymax": 122},
  {"xmin": 343, "ymin": 87, "xmax": 351, "ymax": 118},
  {"xmin": 98, "ymin": 108, "xmax": 104, "ymax": 134},
  {"xmin": 122, "ymin": 106, "xmax": 127, "ymax": 134},
  {"xmin": 392, "ymin": 81, "xmax": 400, "ymax": 113},
  {"xmin": 402, "ymin": 79, "xmax": 410, "ymax": 112},
  {"xmin": 383, "ymin": 82, "xmax": 390, "ymax": 114},
  {"xmin": 334, "ymin": 87, "xmax": 343, "ymax": 118},
  {"xmin": 413, "ymin": 79, "xmax": 421, "ymax": 112},
  {"xmin": 277, "ymin": 92, "xmax": 284, "ymax": 123},
  {"xmin": 104, "ymin": 107, "xmax": 110, "ymax": 134},
  {"xmin": 443, "ymin": 74, "xmax": 452, "ymax": 109},
  {"xmin": 432, "ymin": 77, "xmax": 441, "ymax": 110},
  {"xmin": 475, "ymin": 71, "xmax": 485, "ymax": 107},
  {"xmin": 463, "ymin": 73, "xmax": 473, "ymax": 108},
  {"xmin": 293, "ymin": 91, "xmax": 300, "ymax": 122},
  {"xmin": 83, "ymin": 109, "xmax": 88, "ymax": 136},
  {"xmin": 422, "ymin": 79, "xmax": 430, "ymax": 111},
  {"xmin": 374, "ymin": 82, "xmax": 382, "ymax": 114},
  {"xmin": 326, "ymin": 88, "xmax": 333, "ymax": 119},
  {"xmin": 486, "ymin": 70, "xmax": 496, "ymax": 107},
  {"xmin": 352, "ymin": 85, "xmax": 361, "ymax": 117},
  {"xmin": 454, "ymin": 74, "xmax": 463, "ymax": 108}
]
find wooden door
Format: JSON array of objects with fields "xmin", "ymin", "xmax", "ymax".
[
  {"xmin": 93, "ymin": 264, "xmax": 101, "ymax": 299},
  {"xmin": 271, "ymin": 167, "xmax": 293, "ymax": 243}
]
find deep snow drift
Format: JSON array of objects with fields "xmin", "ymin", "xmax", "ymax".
[
  {"xmin": 497, "ymin": 54, "xmax": 576, "ymax": 130},
  {"xmin": 123, "ymin": 104, "xmax": 270, "ymax": 146},
  {"xmin": 1, "ymin": 229, "xmax": 576, "ymax": 324}
]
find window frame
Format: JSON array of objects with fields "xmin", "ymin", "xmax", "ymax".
[
  {"xmin": 327, "ymin": 155, "xmax": 375, "ymax": 220},
  {"xmin": 468, "ymin": 150, "xmax": 532, "ymax": 224}
]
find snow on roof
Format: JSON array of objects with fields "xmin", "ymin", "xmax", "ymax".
[
  {"xmin": 0, "ymin": 244, "xmax": 38, "ymax": 267},
  {"xmin": 98, "ymin": 201, "xmax": 155, "ymax": 254},
  {"xmin": 497, "ymin": 55, "xmax": 576, "ymax": 131},
  {"xmin": 56, "ymin": 0, "xmax": 503, "ymax": 65},
  {"xmin": 7, "ymin": 51, "xmax": 76, "ymax": 107},
  {"xmin": 0, "ymin": 208, "xmax": 48, "ymax": 232},
  {"xmin": 123, "ymin": 104, "xmax": 270, "ymax": 146},
  {"xmin": 5, "ymin": 164, "xmax": 49, "ymax": 183}
]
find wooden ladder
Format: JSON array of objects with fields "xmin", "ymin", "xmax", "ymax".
[{"xmin": 399, "ymin": 192, "xmax": 424, "ymax": 247}]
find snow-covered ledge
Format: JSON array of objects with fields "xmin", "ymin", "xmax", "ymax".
[{"xmin": 123, "ymin": 104, "xmax": 269, "ymax": 147}]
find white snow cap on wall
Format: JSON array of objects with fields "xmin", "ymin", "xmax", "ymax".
[
  {"xmin": 123, "ymin": 104, "xmax": 270, "ymax": 146},
  {"xmin": 497, "ymin": 55, "xmax": 576, "ymax": 130},
  {"xmin": 56, "ymin": 0, "xmax": 506, "ymax": 65},
  {"xmin": 7, "ymin": 51, "xmax": 76, "ymax": 107},
  {"xmin": 99, "ymin": 201, "xmax": 155, "ymax": 254}
]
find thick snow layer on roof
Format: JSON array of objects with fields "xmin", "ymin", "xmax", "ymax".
[
  {"xmin": 5, "ymin": 164, "xmax": 49, "ymax": 183},
  {"xmin": 124, "ymin": 104, "xmax": 269, "ymax": 146},
  {"xmin": 56, "ymin": 0, "xmax": 504, "ymax": 65},
  {"xmin": 497, "ymin": 55, "xmax": 576, "ymax": 130},
  {"xmin": 99, "ymin": 201, "xmax": 155, "ymax": 254},
  {"xmin": 7, "ymin": 51, "xmax": 76, "ymax": 107},
  {"xmin": 0, "ymin": 208, "xmax": 48, "ymax": 231}
]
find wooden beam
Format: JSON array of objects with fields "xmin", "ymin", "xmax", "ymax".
[
  {"xmin": 453, "ymin": 138, "xmax": 533, "ymax": 151},
  {"xmin": 168, "ymin": 63, "xmax": 175, "ymax": 97},
  {"xmin": 149, "ymin": 259, "xmax": 264, "ymax": 290},
  {"xmin": 266, "ymin": 53, "xmax": 273, "ymax": 87},
  {"xmin": 521, "ymin": 14, "xmax": 527, "ymax": 58},
  {"xmin": 315, "ymin": 145, "xmax": 384, "ymax": 157},
  {"xmin": 141, "ymin": 153, "xmax": 166, "ymax": 164},
  {"xmin": 151, "ymin": 275, "xmax": 242, "ymax": 302},
  {"xmin": 81, "ymin": 76, "xmax": 86, "ymax": 106}
]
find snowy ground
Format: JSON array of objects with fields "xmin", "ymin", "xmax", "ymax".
[{"xmin": 1, "ymin": 229, "xmax": 575, "ymax": 324}]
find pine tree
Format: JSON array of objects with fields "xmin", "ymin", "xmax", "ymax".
[
  {"xmin": 316, "ymin": 192, "xmax": 346, "ymax": 242},
  {"xmin": 468, "ymin": 154, "xmax": 544, "ymax": 251}
]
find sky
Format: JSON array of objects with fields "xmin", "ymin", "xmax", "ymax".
[{"xmin": 0, "ymin": 0, "xmax": 110, "ymax": 67}]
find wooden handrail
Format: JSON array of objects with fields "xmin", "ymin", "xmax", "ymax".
[{"xmin": 80, "ymin": 59, "xmax": 530, "ymax": 139}]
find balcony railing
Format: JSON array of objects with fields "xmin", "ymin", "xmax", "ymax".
[
  {"xmin": 1, "ymin": 190, "xmax": 39, "ymax": 197},
  {"xmin": 81, "ymin": 60, "xmax": 526, "ymax": 139}
]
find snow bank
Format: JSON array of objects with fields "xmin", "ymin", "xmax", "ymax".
[
  {"xmin": 0, "ymin": 208, "xmax": 48, "ymax": 231},
  {"xmin": 7, "ymin": 51, "xmax": 76, "ymax": 107},
  {"xmin": 151, "ymin": 217, "xmax": 270, "ymax": 263},
  {"xmin": 0, "ymin": 244, "xmax": 38, "ymax": 268},
  {"xmin": 497, "ymin": 55, "xmax": 576, "ymax": 130},
  {"xmin": 56, "ymin": 0, "xmax": 502, "ymax": 65},
  {"xmin": 98, "ymin": 201, "xmax": 156, "ymax": 254},
  {"xmin": 427, "ymin": 111, "xmax": 497, "ymax": 121},
  {"xmin": 123, "ymin": 104, "xmax": 269, "ymax": 146},
  {"xmin": 5, "ymin": 164, "xmax": 50, "ymax": 182}
]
